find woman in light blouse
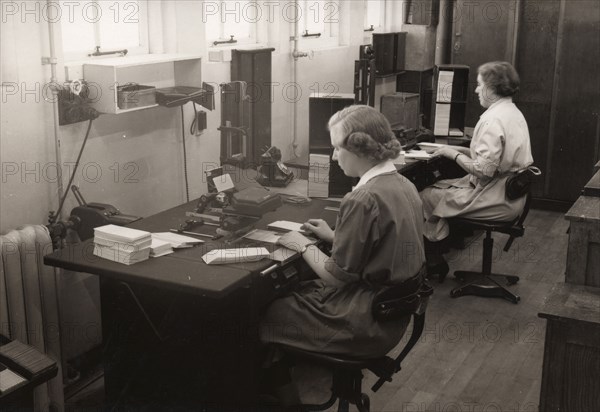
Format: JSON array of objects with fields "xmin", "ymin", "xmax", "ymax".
[{"xmin": 421, "ymin": 61, "xmax": 534, "ymax": 274}]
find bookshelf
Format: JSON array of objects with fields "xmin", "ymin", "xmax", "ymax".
[{"xmin": 432, "ymin": 64, "xmax": 469, "ymax": 137}]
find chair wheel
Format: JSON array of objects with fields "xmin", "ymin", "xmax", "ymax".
[{"xmin": 507, "ymin": 279, "xmax": 518, "ymax": 285}]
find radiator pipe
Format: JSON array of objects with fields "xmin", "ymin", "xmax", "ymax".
[
  {"xmin": 45, "ymin": 1, "xmax": 67, "ymax": 399},
  {"xmin": 45, "ymin": 0, "xmax": 64, "ymax": 219},
  {"xmin": 290, "ymin": 0, "xmax": 309, "ymax": 159}
]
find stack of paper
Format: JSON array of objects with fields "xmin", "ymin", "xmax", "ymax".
[
  {"xmin": 202, "ymin": 247, "xmax": 270, "ymax": 265},
  {"xmin": 449, "ymin": 128, "xmax": 464, "ymax": 137},
  {"xmin": 308, "ymin": 153, "xmax": 330, "ymax": 198},
  {"xmin": 93, "ymin": 225, "xmax": 152, "ymax": 265},
  {"xmin": 436, "ymin": 70, "xmax": 455, "ymax": 102},
  {"xmin": 405, "ymin": 150, "xmax": 433, "ymax": 160},
  {"xmin": 392, "ymin": 150, "xmax": 406, "ymax": 165},
  {"xmin": 433, "ymin": 103, "xmax": 451, "ymax": 136},
  {"xmin": 152, "ymin": 232, "xmax": 204, "ymax": 249},
  {"xmin": 150, "ymin": 238, "xmax": 173, "ymax": 257},
  {"xmin": 267, "ymin": 220, "xmax": 307, "ymax": 233}
]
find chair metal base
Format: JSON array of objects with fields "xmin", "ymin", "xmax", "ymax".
[
  {"xmin": 451, "ymin": 270, "xmax": 520, "ymax": 304},
  {"xmin": 300, "ymin": 369, "xmax": 371, "ymax": 412}
]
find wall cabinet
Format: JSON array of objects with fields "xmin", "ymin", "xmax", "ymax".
[{"xmin": 83, "ymin": 54, "xmax": 202, "ymax": 115}]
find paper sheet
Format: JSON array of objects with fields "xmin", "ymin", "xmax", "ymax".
[
  {"xmin": 202, "ymin": 247, "xmax": 270, "ymax": 265},
  {"xmin": 243, "ymin": 229, "xmax": 281, "ymax": 244},
  {"xmin": 267, "ymin": 221, "xmax": 306, "ymax": 233}
]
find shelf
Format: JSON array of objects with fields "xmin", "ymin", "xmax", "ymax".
[
  {"xmin": 84, "ymin": 53, "xmax": 202, "ymax": 67},
  {"xmin": 83, "ymin": 54, "xmax": 202, "ymax": 115},
  {"xmin": 375, "ymin": 71, "xmax": 405, "ymax": 79},
  {"xmin": 115, "ymin": 104, "xmax": 159, "ymax": 114}
]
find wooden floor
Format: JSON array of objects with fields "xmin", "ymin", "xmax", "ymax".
[{"xmin": 66, "ymin": 209, "xmax": 570, "ymax": 412}]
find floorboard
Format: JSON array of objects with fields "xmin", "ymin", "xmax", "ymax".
[{"xmin": 65, "ymin": 209, "xmax": 570, "ymax": 412}]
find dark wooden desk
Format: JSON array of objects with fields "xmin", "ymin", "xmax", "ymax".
[
  {"xmin": 583, "ymin": 169, "xmax": 600, "ymax": 197},
  {"xmin": 538, "ymin": 283, "xmax": 600, "ymax": 411},
  {"xmin": 43, "ymin": 160, "xmax": 457, "ymax": 409},
  {"xmin": 564, "ymin": 196, "xmax": 600, "ymax": 287},
  {"xmin": 286, "ymin": 154, "xmax": 462, "ymax": 193},
  {"xmin": 44, "ymin": 198, "xmax": 340, "ymax": 410}
]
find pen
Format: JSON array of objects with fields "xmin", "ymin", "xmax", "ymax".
[{"xmin": 169, "ymin": 229, "xmax": 214, "ymax": 239}]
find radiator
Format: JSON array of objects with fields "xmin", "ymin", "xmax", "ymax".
[{"xmin": 1, "ymin": 225, "xmax": 64, "ymax": 411}]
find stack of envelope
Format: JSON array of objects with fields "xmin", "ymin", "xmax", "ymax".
[{"xmin": 93, "ymin": 225, "xmax": 151, "ymax": 265}]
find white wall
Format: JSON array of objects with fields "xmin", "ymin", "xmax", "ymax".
[{"xmin": 1, "ymin": 1, "xmax": 385, "ymax": 232}]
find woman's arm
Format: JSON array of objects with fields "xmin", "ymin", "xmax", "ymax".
[
  {"xmin": 448, "ymin": 145, "xmax": 471, "ymax": 155},
  {"xmin": 303, "ymin": 245, "xmax": 346, "ymax": 288},
  {"xmin": 433, "ymin": 146, "xmax": 487, "ymax": 180},
  {"xmin": 277, "ymin": 231, "xmax": 346, "ymax": 287}
]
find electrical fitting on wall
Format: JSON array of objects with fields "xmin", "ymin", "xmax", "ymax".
[{"xmin": 58, "ymin": 80, "xmax": 100, "ymax": 126}]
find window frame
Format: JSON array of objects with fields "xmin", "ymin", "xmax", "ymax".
[
  {"xmin": 205, "ymin": 0, "xmax": 259, "ymax": 49},
  {"xmin": 297, "ymin": 0, "xmax": 340, "ymax": 49},
  {"xmin": 60, "ymin": 0, "xmax": 149, "ymax": 62},
  {"xmin": 364, "ymin": 0, "xmax": 385, "ymax": 32}
]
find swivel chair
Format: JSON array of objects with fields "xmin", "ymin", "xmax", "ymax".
[
  {"xmin": 279, "ymin": 280, "xmax": 433, "ymax": 412},
  {"xmin": 449, "ymin": 167, "xmax": 541, "ymax": 304}
]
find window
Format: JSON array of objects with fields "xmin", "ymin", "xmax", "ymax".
[
  {"xmin": 364, "ymin": 0, "xmax": 384, "ymax": 32},
  {"xmin": 204, "ymin": 0, "xmax": 258, "ymax": 47},
  {"xmin": 60, "ymin": 0, "xmax": 148, "ymax": 61},
  {"xmin": 298, "ymin": 0, "xmax": 340, "ymax": 48}
]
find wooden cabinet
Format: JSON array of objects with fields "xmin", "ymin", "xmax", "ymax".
[
  {"xmin": 538, "ymin": 283, "xmax": 600, "ymax": 411},
  {"xmin": 396, "ymin": 69, "xmax": 434, "ymax": 129},
  {"xmin": 308, "ymin": 93, "xmax": 357, "ymax": 197},
  {"xmin": 450, "ymin": 0, "xmax": 600, "ymax": 205},
  {"xmin": 231, "ymin": 48, "xmax": 275, "ymax": 166},
  {"xmin": 83, "ymin": 54, "xmax": 202, "ymax": 115}
]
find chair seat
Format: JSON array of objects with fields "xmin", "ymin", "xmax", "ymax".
[
  {"xmin": 279, "ymin": 344, "xmax": 394, "ymax": 373},
  {"xmin": 451, "ymin": 216, "xmax": 523, "ymax": 236}
]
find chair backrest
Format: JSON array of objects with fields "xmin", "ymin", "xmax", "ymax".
[
  {"xmin": 505, "ymin": 166, "xmax": 541, "ymax": 200},
  {"xmin": 503, "ymin": 166, "xmax": 541, "ymax": 251},
  {"xmin": 370, "ymin": 280, "xmax": 433, "ymax": 392}
]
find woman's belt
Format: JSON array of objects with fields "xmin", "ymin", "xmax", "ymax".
[{"xmin": 372, "ymin": 265, "xmax": 433, "ymax": 321}]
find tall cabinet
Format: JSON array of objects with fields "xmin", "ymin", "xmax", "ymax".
[{"xmin": 450, "ymin": 0, "xmax": 600, "ymax": 207}]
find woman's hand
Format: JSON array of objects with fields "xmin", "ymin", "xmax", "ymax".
[
  {"xmin": 432, "ymin": 146, "xmax": 461, "ymax": 160},
  {"xmin": 302, "ymin": 219, "xmax": 334, "ymax": 243},
  {"xmin": 277, "ymin": 231, "xmax": 315, "ymax": 253}
]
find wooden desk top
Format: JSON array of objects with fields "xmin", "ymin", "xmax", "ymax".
[
  {"xmin": 538, "ymin": 282, "xmax": 600, "ymax": 326},
  {"xmin": 564, "ymin": 195, "xmax": 600, "ymax": 223},
  {"xmin": 44, "ymin": 197, "xmax": 339, "ymax": 299}
]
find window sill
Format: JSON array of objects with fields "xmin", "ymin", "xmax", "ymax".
[{"xmin": 206, "ymin": 43, "xmax": 271, "ymax": 63}]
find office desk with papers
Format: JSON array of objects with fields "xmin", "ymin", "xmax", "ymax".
[{"xmin": 44, "ymin": 197, "xmax": 340, "ymax": 409}]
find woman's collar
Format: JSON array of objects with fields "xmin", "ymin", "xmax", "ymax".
[
  {"xmin": 353, "ymin": 159, "xmax": 397, "ymax": 190},
  {"xmin": 483, "ymin": 96, "xmax": 513, "ymax": 115}
]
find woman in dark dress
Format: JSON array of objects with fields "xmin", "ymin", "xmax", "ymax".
[{"xmin": 259, "ymin": 105, "xmax": 426, "ymax": 403}]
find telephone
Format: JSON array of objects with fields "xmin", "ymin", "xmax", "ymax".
[
  {"xmin": 256, "ymin": 146, "xmax": 294, "ymax": 187},
  {"xmin": 57, "ymin": 86, "xmax": 99, "ymax": 125}
]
